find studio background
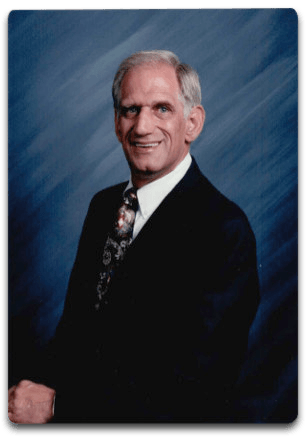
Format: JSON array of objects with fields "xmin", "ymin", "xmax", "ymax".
[{"xmin": 8, "ymin": 9, "xmax": 298, "ymax": 422}]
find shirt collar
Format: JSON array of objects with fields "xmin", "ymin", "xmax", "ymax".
[{"xmin": 125, "ymin": 153, "xmax": 192, "ymax": 220}]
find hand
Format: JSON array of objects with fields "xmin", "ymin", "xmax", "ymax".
[{"xmin": 8, "ymin": 380, "xmax": 56, "ymax": 424}]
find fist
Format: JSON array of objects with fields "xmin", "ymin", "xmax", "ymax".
[{"xmin": 8, "ymin": 380, "xmax": 56, "ymax": 424}]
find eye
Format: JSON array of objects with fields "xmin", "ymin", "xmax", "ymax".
[
  {"xmin": 158, "ymin": 106, "xmax": 168, "ymax": 113},
  {"xmin": 121, "ymin": 106, "xmax": 139, "ymax": 117},
  {"xmin": 127, "ymin": 106, "xmax": 138, "ymax": 114}
]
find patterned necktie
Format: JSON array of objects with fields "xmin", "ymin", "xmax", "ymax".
[{"xmin": 95, "ymin": 188, "xmax": 138, "ymax": 310}]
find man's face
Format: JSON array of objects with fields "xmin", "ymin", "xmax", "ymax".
[{"xmin": 115, "ymin": 63, "xmax": 191, "ymax": 187}]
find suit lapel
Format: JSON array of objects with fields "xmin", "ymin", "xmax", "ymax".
[{"xmin": 123, "ymin": 158, "xmax": 205, "ymax": 261}]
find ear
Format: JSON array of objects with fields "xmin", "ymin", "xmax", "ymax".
[
  {"xmin": 185, "ymin": 105, "xmax": 206, "ymax": 143},
  {"xmin": 114, "ymin": 111, "xmax": 122, "ymax": 142}
]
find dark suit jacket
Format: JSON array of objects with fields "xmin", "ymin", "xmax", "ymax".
[{"xmin": 44, "ymin": 157, "xmax": 259, "ymax": 423}]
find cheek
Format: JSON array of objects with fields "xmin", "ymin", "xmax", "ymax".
[
  {"xmin": 117, "ymin": 120, "xmax": 130, "ymax": 141},
  {"xmin": 169, "ymin": 123, "xmax": 186, "ymax": 146}
]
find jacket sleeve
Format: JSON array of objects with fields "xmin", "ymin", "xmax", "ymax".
[
  {"xmin": 161, "ymin": 210, "xmax": 260, "ymax": 422},
  {"xmin": 37, "ymin": 192, "xmax": 107, "ymax": 390}
]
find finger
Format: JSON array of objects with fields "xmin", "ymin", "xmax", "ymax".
[
  {"xmin": 8, "ymin": 411, "xmax": 17, "ymax": 424},
  {"xmin": 8, "ymin": 386, "xmax": 16, "ymax": 400},
  {"xmin": 8, "ymin": 386, "xmax": 16, "ymax": 413},
  {"xmin": 8, "ymin": 400, "xmax": 14, "ymax": 413}
]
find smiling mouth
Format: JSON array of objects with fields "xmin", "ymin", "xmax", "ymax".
[{"xmin": 133, "ymin": 142, "xmax": 160, "ymax": 148}]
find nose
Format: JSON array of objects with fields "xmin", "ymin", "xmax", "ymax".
[{"xmin": 133, "ymin": 107, "xmax": 154, "ymax": 137}]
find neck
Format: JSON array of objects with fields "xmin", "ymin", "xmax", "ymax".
[
  {"xmin": 131, "ymin": 170, "xmax": 164, "ymax": 189},
  {"xmin": 130, "ymin": 153, "xmax": 191, "ymax": 189}
]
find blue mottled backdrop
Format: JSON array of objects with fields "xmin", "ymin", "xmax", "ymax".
[{"xmin": 8, "ymin": 10, "xmax": 298, "ymax": 422}]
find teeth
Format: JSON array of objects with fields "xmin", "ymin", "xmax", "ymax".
[{"xmin": 135, "ymin": 143, "xmax": 159, "ymax": 148}]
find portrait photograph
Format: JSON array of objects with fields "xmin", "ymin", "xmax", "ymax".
[{"xmin": 8, "ymin": 9, "xmax": 298, "ymax": 425}]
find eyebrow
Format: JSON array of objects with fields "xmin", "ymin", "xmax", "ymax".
[
  {"xmin": 153, "ymin": 101, "xmax": 175, "ymax": 110},
  {"xmin": 120, "ymin": 100, "xmax": 176, "ymax": 111}
]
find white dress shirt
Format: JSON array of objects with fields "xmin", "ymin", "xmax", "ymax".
[{"xmin": 125, "ymin": 153, "xmax": 192, "ymax": 240}]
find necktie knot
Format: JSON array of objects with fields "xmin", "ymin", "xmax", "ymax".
[{"xmin": 123, "ymin": 187, "xmax": 138, "ymax": 212}]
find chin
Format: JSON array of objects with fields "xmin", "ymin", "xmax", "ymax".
[
  {"xmin": 130, "ymin": 157, "xmax": 160, "ymax": 174},
  {"xmin": 132, "ymin": 164, "xmax": 157, "ymax": 177},
  {"xmin": 129, "ymin": 161, "xmax": 166, "ymax": 186}
]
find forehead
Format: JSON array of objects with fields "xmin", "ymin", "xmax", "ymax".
[{"xmin": 120, "ymin": 63, "xmax": 181, "ymax": 104}]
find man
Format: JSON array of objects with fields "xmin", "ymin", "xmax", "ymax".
[{"xmin": 9, "ymin": 50, "xmax": 259, "ymax": 423}]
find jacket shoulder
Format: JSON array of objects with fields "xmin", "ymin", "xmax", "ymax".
[
  {"xmin": 188, "ymin": 162, "xmax": 247, "ymax": 219},
  {"xmin": 188, "ymin": 162, "xmax": 255, "ymax": 240}
]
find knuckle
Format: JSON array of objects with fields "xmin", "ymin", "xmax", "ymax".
[
  {"xmin": 14, "ymin": 387, "xmax": 24, "ymax": 399},
  {"xmin": 16, "ymin": 379, "xmax": 32, "ymax": 390},
  {"xmin": 19, "ymin": 379, "xmax": 31, "ymax": 387}
]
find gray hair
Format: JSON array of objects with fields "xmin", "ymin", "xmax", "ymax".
[{"xmin": 112, "ymin": 50, "xmax": 202, "ymax": 118}]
